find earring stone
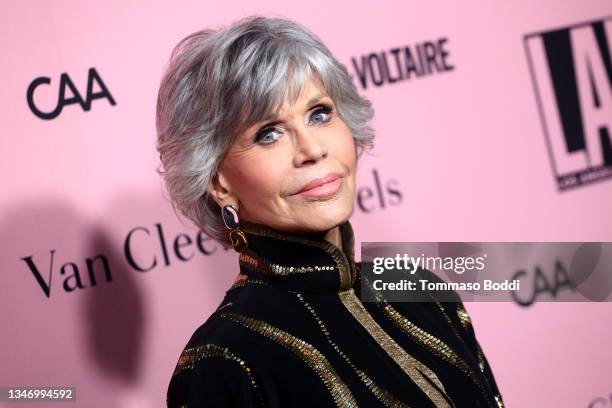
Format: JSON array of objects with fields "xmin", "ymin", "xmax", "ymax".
[{"xmin": 221, "ymin": 204, "xmax": 248, "ymax": 252}]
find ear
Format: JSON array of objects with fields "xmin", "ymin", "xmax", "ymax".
[{"xmin": 207, "ymin": 170, "xmax": 237, "ymax": 209}]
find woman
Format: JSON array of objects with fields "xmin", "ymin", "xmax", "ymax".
[{"xmin": 156, "ymin": 15, "xmax": 505, "ymax": 408}]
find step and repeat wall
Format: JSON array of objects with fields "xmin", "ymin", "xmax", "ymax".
[{"xmin": 1, "ymin": 1, "xmax": 611, "ymax": 407}]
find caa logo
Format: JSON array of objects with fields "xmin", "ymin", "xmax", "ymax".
[
  {"xmin": 27, "ymin": 67, "xmax": 116, "ymax": 120},
  {"xmin": 524, "ymin": 17, "xmax": 612, "ymax": 191}
]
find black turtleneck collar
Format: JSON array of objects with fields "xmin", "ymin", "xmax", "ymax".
[{"xmin": 235, "ymin": 219, "xmax": 358, "ymax": 294}]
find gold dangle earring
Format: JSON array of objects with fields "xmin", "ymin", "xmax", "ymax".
[{"xmin": 222, "ymin": 204, "xmax": 248, "ymax": 253}]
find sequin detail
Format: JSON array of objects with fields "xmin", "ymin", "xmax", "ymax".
[
  {"xmin": 358, "ymin": 264, "xmax": 502, "ymax": 408},
  {"xmin": 232, "ymin": 272, "xmax": 249, "ymax": 286},
  {"xmin": 229, "ymin": 277, "xmax": 413, "ymax": 407},
  {"xmin": 222, "ymin": 311, "xmax": 358, "ymax": 407},
  {"xmin": 227, "ymin": 275, "xmax": 269, "ymax": 292},
  {"xmin": 239, "ymin": 220, "xmax": 356, "ymax": 290},
  {"xmin": 363, "ymin": 274, "xmax": 479, "ymax": 393},
  {"xmin": 172, "ymin": 343, "xmax": 265, "ymax": 407},
  {"xmin": 240, "ymin": 248, "xmax": 336, "ymax": 276},
  {"xmin": 294, "ymin": 292, "xmax": 410, "ymax": 407},
  {"xmin": 456, "ymin": 304, "xmax": 472, "ymax": 330},
  {"xmin": 378, "ymin": 301, "xmax": 499, "ymax": 406},
  {"xmin": 433, "ymin": 302, "xmax": 505, "ymax": 408},
  {"xmin": 338, "ymin": 288, "xmax": 452, "ymax": 408},
  {"xmin": 477, "ymin": 343, "xmax": 487, "ymax": 372}
]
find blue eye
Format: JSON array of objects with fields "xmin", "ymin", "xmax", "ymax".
[
  {"xmin": 254, "ymin": 126, "xmax": 282, "ymax": 144},
  {"xmin": 309, "ymin": 105, "xmax": 333, "ymax": 125},
  {"xmin": 253, "ymin": 103, "xmax": 335, "ymax": 145}
]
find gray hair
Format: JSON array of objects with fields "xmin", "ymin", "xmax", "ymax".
[{"xmin": 155, "ymin": 15, "xmax": 376, "ymax": 249}]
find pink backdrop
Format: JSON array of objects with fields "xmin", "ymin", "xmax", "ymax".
[{"xmin": 1, "ymin": 1, "xmax": 611, "ymax": 407}]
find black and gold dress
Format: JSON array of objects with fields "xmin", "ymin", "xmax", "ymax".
[{"xmin": 166, "ymin": 220, "xmax": 505, "ymax": 407}]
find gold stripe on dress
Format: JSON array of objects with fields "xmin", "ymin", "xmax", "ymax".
[
  {"xmin": 172, "ymin": 343, "xmax": 266, "ymax": 407},
  {"xmin": 294, "ymin": 291, "xmax": 411, "ymax": 407},
  {"xmin": 476, "ymin": 343, "xmax": 487, "ymax": 372},
  {"xmin": 228, "ymin": 277, "xmax": 410, "ymax": 406},
  {"xmin": 359, "ymin": 264, "xmax": 499, "ymax": 408},
  {"xmin": 456, "ymin": 304, "xmax": 472, "ymax": 330},
  {"xmin": 379, "ymin": 302, "xmax": 500, "ymax": 405},
  {"xmin": 222, "ymin": 312, "xmax": 358, "ymax": 407},
  {"xmin": 239, "ymin": 248, "xmax": 336, "ymax": 276},
  {"xmin": 239, "ymin": 220, "xmax": 355, "ymax": 290},
  {"xmin": 338, "ymin": 288, "xmax": 452, "ymax": 408}
]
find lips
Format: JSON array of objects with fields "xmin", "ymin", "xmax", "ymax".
[{"xmin": 294, "ymin": 172, "xmax": 342, "ymax": 195}]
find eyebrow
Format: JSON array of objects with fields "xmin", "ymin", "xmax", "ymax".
[
  {"xmin": 305, "ymin": 93, "xmax": 327, "ymax": 109},
  {"xmin": 257, "ymin": 93, "xmax": 330, "ymax": 125}
]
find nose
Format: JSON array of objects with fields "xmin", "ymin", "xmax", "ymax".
[{"xmin": 292, "ymin": 125, "xmax": 327, "ymax": 167}]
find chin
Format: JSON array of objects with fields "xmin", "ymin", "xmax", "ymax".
[{"xmin": 304, "ymin": 204, "xmax": 353, "ymax": 230}]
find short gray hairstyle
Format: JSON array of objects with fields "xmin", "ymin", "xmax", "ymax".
[{"xmin": 155, "ymin": 15, "xmax": 375, "ymax": 249}]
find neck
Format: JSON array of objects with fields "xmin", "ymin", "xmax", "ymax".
[
  {"xmin": 236, "ymin": 219, "xmax": 357, "ymax": 293},
  {"xmin": 241, "ymin": 219, "xmax": 344, "ymax": 251},
  {"xmin": 324, "ymin": 226, "xmax": 343, "ymax": 252},
  {"xmin": 293, "ymin": 225, "xmax": 343, "ymax": 250}
]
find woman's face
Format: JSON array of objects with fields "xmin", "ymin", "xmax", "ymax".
[{"xmin": 209, "ymin": 75, "xmax": 356, "ymax": 233}]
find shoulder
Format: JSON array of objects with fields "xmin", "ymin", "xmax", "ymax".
[
  {"xmin": 167, "ymin": 341, "xmax": 265, "ymax": 407},
  {"xmin": 166, "ymin": 305, "xmax": 266, "ymax": 407}
]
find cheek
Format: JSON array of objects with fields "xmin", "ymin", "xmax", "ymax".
[
  {"xmin": 230, "ymin": 154, "xmax": 286, "ymax": 202},
  {"xmin": 333, "ymin": 125, "xmax": 357, "ymax": 171}
]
